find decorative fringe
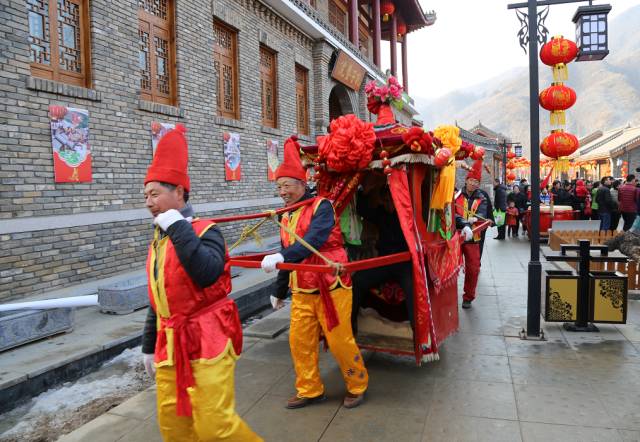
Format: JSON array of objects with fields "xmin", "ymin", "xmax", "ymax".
[
  {"xmin": 550, "ymin": 110, "xmax": 566, "ymax": 126},
  {"xmin": 554, "ymin": 157, "xmax": 571, "ymax": 173},
  {"xmin": 421, "ymin": 351, "xmax": 440, "ymax": 363},
  {"xmin": 552, "ymin": 63, "xmax": 568, "ymax": 82},
  {"xmin": 368, "ymin": 153, "xmax": 434, "ymax": 169}
]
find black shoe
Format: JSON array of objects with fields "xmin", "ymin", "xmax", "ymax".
[
  {"xmin": 494, "ymin": 236, "xmax": 505, "ymax": 240},
  {"xmin": 462, "ymin": 300, "xmax": 472, "ymax": 309}
]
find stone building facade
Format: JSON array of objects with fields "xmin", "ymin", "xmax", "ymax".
[{"xmin": 0, "ymin": 0, "xmax": 434, "ymax": 300}]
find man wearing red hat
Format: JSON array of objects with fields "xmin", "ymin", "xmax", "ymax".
[
  {"xmin": 141, "ymin": 125, "xmax": 261, "ymax": 441},
  {"xmin": 261, "ymin": 137, "xmax": 368, "ymax": 410},
  {"xmin": 455, "ymin": 158, "xmax": 494, "ymax": 309}
]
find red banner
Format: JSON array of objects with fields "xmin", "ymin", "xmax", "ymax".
[{"xmin": 49, "ymin": 106, "xmax": 92, "ymax": 183}]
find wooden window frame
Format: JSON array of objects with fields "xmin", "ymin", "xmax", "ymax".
[
  {"xmin": 138, "ymin": 0, "xmax": 177, "ymax": 105},
  {"xmin": 358, "ymin": 21, "xmax": 370, "ymax": 57},
  {"xmin": 328, "ymin": 0, "xmax": 347, "ymax": 36},
  {"xmin": 213, "ymin": 19, "xmax": 240, "ymax": 120},
  {"xmin": 28, "ymin": 0, "xmax": 91, "ymax": 87},
  {"xmin": 295, "ymin": 64, "xmax": 309, "ymax": 136},
  {"xmin": 259, "ymin": 45, "xmax": 278, "ymax": 129}
]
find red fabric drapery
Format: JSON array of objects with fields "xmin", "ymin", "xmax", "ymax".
[{"xmin": 387, "ymin": 167, "xmax": 437, "ymax": 362}]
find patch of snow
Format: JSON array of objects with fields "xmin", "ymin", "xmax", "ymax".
[{"xmin": 0, "ymin": 346, "xmax": 152, "ymax": 442}]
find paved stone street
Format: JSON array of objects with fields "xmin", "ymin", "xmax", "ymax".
[{"xmin": 59, "ymin": 229, "xmax": 640, "ymax": 442}]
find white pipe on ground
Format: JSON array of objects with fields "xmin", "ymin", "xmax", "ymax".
[{"xmin": 0, "ymin": 295, "xmax": 99, "ymax": 312}]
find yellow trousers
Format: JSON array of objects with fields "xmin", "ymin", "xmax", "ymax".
[
  {"xmin": 290, "ymin": 287, "xmax": 368, "ymax": 398},
  {"xmin": 156, "ymin": 347, "xmax": 262, "ymax": 442}
]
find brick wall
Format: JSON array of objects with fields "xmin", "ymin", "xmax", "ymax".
[{"xmin": 0, "ymin": 0, "xmax": 416, "ymax": 300}]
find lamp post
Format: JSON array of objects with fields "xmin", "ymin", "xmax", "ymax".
[{"xmin": 506, "ymin": 0, "xmax": 611, "ymax": 338}]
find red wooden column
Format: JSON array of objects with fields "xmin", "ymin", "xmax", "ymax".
[
  {"xmin": 348, "ymin": 0, "xmax": 359, "ymax": 46},
  {"xmin": 372, "ymin": 0, "xmax": 381, "ymax": 67},
  {"xmin": 390, "ymin": 14, "xmax": 397, "ymax": 76},
  {"xmin": 401, "ymin": 34, "xmax": 408, "ymax": 92}
]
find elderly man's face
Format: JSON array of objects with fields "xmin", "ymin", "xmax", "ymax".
[
  {"xmin": 276, "ymin": 177, "xmax": 306, "ymax": 206},
  {"xmin": 144, "ymin": 182, "xmax": 184, "ymax": 217},
  {"xmin": 465, "ymin": 178, "xmax": 479, "ymax": 193}
]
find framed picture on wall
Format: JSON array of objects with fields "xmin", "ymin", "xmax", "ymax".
[{"xmin": 224, "ymin": 132, "xmax": 241, "ymax": 181}]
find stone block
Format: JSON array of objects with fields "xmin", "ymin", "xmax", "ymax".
[
  {"xmin": 0, "ymin": 308, "xmax": 74, "ymax": 352},
  {"xmin": 98, "ymin": 275, "xmax": 148, "ymax": 315}
]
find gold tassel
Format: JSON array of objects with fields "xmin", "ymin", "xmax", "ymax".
[
  {"xmin": 555, "ymin": 157, "xmax": 570, "ymax": 174},
  {"xmin": 550, "ymin": 110, "xmax": 566, "ymax": 126},
  {"xmin": 552, "ymin": 63, "xmax": 568, "ymax": 82}
]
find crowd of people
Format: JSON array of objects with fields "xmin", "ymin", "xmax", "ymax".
[{"xmin": 493, "ymin": 175, "xmax": 640, "ymax": 236}]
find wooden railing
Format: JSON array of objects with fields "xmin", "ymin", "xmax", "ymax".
[{"xmin": 549, "ymin": 230, "xmax": 640, "ymax": 290}]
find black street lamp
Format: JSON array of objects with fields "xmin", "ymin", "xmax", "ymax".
[
  {"xmin": 506, "ymin": 0, "xmax": 611, "ymax": 338},
  {"xmin": 573, "ymin": 3, "xmax": 612, "ymax": 61}
]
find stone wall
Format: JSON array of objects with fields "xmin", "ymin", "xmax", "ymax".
[{"xmin": 0, "ymin": 0, "xmax": 417, "ymax": 300}]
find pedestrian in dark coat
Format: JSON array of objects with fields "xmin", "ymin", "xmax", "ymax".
[{"xmin": 493, "ymin": 179, "xmax": 508, "ymax": 240}]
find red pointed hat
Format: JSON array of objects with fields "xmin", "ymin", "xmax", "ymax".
[
  {"xmin": 275, "ymin": 136, "xmax": 306, "ymax": 181},
  {"xmin": 144, "ymin": 124, "xmax": 190, "ymax": 191},
  {"xmin": 467, "ymin": 158, "xmax": 483, "ymax": 181}
]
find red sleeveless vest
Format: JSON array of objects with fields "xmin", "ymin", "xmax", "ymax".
[
  {"xmin": 280, "ymin": 197, "xmax": 351, "ymax": 292},
  {"xmin": 455, "ymin": 191, "xmax": 483, "ymax": 242},
  {"xmin": 146, "ymin": 219, "xmax": 241, "ymax": 416}
]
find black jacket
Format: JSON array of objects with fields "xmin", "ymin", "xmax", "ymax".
[
  {"xmin": 507, "ymin": 191, "xmax": 528, "ymax": 213},
  {"xmin": 555, "ymin": 189, "xmax": 575, "ymax": 206},
  {"xmin": 493, "ymin": 184, "xmax": 508, "ymax": 211},
  {"xmin": 596, "ymin": 186, "xmax": 616, "ymax": 213},
  {"xmin": 141, "ymin": 204, "xmax": 227, "ymax": 355}
]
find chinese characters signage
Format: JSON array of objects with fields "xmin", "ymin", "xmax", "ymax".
[{"xmin": 331, "ymin": 51, "xmax": 366, "ymax": 91}]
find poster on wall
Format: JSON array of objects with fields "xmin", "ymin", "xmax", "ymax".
[
  {"xmin": 151, "ymin": 122, "xmax": 175, "ymax": 155},
  {"xmin": 223, "ymin": 132, "xmax": 241, "ymax": 181},
  {"xmin": 266, "ymin": 139, "xmax": 279, "ymax": 181},
  {"xmin": 49, "ymin": 105, "xmax": 92, "ymax": 183}
]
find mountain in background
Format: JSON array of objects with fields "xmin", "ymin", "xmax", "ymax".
[{"xmin": 416, "ymin": 5, "xmax": 640, "ymax": 156}]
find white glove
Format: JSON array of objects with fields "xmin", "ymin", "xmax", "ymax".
[
  {"xmin": 270, "ymin": 295, "xmax": 285, "ymax": 310},
  {"xmin": 154, "ymin": 209, "xmax": 184, "ymax": 231},
  {"xmin": 462, "ymin": 226, "xmax": 473, "ymax": 242},
  {"xmin": 142, "ymin": 353, "xmax": 156, "ymax": 378},
  {"xmin": 261, "ymin": 253, "xmax": 284, "ymax": 273},
  {"xmin": 468, "ymin": 216, "xmax": 478, "ymax": 224}
]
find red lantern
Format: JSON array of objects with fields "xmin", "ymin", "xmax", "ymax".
[
  {"xmin": 507, "ymin": 171, "xmax": 516, "ymax": 183},
  {"xmin": 470, "ymin": 146, "xmax": 485, "ymax": 160},
  {"xmin": 541, "ymin": 130, "xmax": 580, "ymax": 172},
  {"xmin": 381, "ymin": 1, "xmax": 395, "ymax": 22},
  {"xmin": 540, "ymin": 36, "xmax": 578, "ymax": 82},
  {"xmin": 49, "ymin": 105, "xmax": 67, "ymax": 121},
  {"xmin": 507, "ymin": 150, "xmax": 516, "ymax": 160},
  {"xmin": 151, "ymin": 121, "xmax": 162, "ymax": 135},
  {"xmin": 433, "ymin": 147, "xmax": 452, "ymax": 168},
  {"xmin": 507, "ymin": 161, "xmax": 517, "ymax": 170},
  {"xmin": 539, "ymin": 83, "xmax": 577, "ymax": 126},
  {"xmin": 396, "ymin": 20, "xmax": 407, "ymax": 37}
]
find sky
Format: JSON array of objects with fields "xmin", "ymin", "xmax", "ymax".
[{"xmin": 380, "ymin": 0, "xmax": 640, "ymax": 100}]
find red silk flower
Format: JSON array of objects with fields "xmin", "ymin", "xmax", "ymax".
[
  {"xmin": 402, "ymin": 127, "xmax": 434, "ymax": 155},
  {"xmin": 319, "ymin": 114, "xmax": 376, "ymax": 172}
]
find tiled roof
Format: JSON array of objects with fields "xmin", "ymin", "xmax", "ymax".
[{"xmin": 571, "ymin": 126, "xmax": 640, "ymax": 161}]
